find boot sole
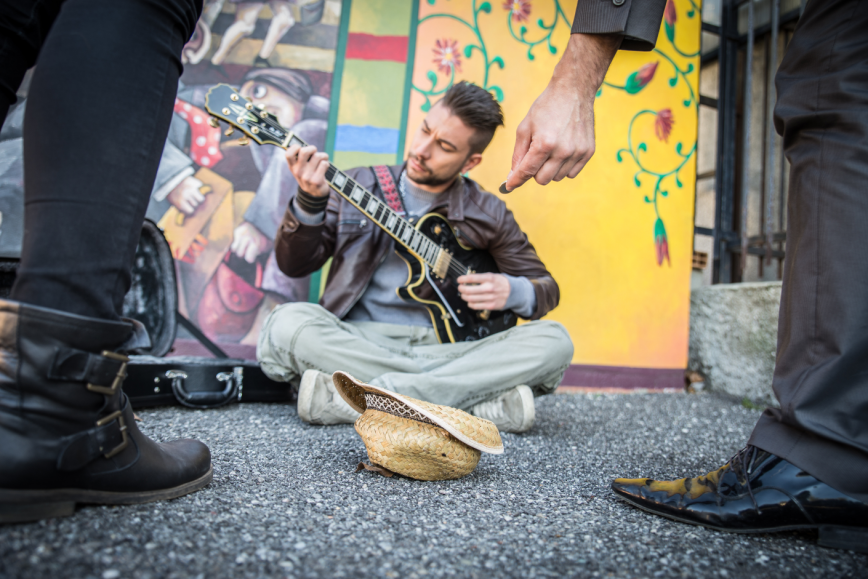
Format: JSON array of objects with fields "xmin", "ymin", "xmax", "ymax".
[
  {"xmin": 613, "ymin": 488, "xmax": 868, "ymax": 554},
  {"xmin": 0, "ymin": 467, "xmax": 213, "ymax": 524}
]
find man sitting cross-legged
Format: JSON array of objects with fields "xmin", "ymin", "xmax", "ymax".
[{"xmin": 257, "ymin": 82, "xmax": 573, "ymax": 432}]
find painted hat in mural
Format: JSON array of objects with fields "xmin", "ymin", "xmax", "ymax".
[{"xmin": 332, "ymin": 371, "xmax": 504, "ymax": 481}]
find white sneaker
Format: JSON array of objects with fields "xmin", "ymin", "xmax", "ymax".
[
  {"xmin": 469, "ymin": 385, "xmax": 535, "ymax": 433},
  {"xmin": 297, "ymin": 370, "xmax": 360, "ymax": 425}
]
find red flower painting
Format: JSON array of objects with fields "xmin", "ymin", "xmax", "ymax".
[
  {"xmin": 664, "ymin": 0, "xmax": 677, "ymax": 41},
  {"xmin": 625, "ymin": 61, "xmax": 658, "ymax": 94},
  {"xmin": 654, "ymin": 217, "xmax": 671, "ymax": 266},
  {"xmin": 655, "ymin": 109, "xmax": 674, "ymax": 142},
  {"xmin": 503, "ymin": 0, "xmax": 532, "ymax": 23},
  {"xmin": 433, "ymin": 39, "xmax": 462, "ymax": 76}
]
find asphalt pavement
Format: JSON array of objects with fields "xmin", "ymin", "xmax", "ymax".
[{"xmin": 1, "ymin": 391, "xmax": 865, "ymax": 578}]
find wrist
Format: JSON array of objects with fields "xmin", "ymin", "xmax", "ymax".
[
  {"xmin": 296, "ymin": 188, "xmax": 329, "ymax": 214},
  {"xmin": 554, "ymin": 33, "xmax": 621, "ymax": 100}
]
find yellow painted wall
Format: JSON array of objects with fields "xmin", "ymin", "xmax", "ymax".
[{"xmin": 407, "ymin": 0, "xmax": 700, "ymax": 369}]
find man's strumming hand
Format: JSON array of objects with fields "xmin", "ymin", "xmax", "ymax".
[
  {"xmin": 457, "ymin": 273, "xmax": 511, "ymax": 312},
  {"xmin": 504, "ymin": 33, "xmax": 621, "ymax": 192}
]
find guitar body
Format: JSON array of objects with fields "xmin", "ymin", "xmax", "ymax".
[{"xmin": 396, "ymin": 213, "xmax": 517, "ymax": 343}]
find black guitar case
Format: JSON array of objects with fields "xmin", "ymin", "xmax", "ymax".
[
  {"xmin": 122, "ymin": 220, "xmax": 296, "ymax": 409},
  {"xmin": 124, "ymin": 355, "xmax": 293, "ymax": 409}
]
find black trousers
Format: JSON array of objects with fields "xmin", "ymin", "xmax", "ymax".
[
  {"xmin": 748, "ymin": 0, "xmax": 868, "ymax": 503},
  {"xmin": 0, "ymin": 0, "xmax": 200, "ymax": 321}
]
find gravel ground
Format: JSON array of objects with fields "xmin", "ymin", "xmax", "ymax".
[{"xmin": 1, "ymin": 392, "xmax": 865, "ymax": 578}]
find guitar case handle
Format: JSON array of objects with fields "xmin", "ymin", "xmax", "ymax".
[{"xmin": 165, "ymin": 367, "xmax": 244, "ymax": 409}]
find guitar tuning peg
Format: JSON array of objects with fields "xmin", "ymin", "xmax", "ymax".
[
  {"xmin": 224, "ymin": 127, "xmax": 234, "ymax": 136},
  {"xmin": 238, "ymin": 136, "xmax": 250, "ymax": 146},
  {"xmin": 208, "ymin": 117, "xmax": 220, "ymax": 128}
]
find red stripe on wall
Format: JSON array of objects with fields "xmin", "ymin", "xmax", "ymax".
[{"xmin": 345, "ymin": 32, "xmax": 408, "ymax": 63}]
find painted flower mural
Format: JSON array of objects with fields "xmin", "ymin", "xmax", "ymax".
[
  {"xmin": 654, "ymin": 217, "xmax": 671, "ymax": 266},
  {"xmin": 433, "ymin": 39, "xmax": 462, "ymax": 75},
  {"xmin": 603, "ymin": 1, "xmax": 697, "ymax": 267},
  {"xmin": 655, "ymin": 108, "xmax": 674, "ymax": 142},
  {"xmin": 414, "ymin": 0, "xmax": 698, "ymax": 268},
  {"xmin": 664, "ymin": 0, "xmax": 677, "ymax": 42},
  {"xmin": 624, "ymin": 61, "xmax": 659, "ymax": 94},
  {"xmin": 503, "ymin": 0, "xmax": 532, "ymax": 23}
]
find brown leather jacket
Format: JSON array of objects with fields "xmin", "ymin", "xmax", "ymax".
[{"xmin": 274, "ymin": 164, "xmax": 559, "ymax": 320}]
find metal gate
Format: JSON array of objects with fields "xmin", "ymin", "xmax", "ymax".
[{"xmin": 695, "ymin": 0, "xmax": 805, "ymax": 284}]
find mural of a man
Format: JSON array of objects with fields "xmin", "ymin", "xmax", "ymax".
[
  {"xmin": 231, "ymin": 68, "xmax": 329, "ymax": 270},
  {"xmin": 147, "ymin": 67, "xmax": 329, "ymax": 343}
]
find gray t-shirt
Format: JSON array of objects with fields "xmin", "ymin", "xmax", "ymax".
[{"xmin": 291, "ymin": 171, "xmax": 537, "ymax": 326}]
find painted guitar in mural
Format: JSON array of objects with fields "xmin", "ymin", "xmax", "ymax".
[{"xmin": 204, "ymin": 84, "xmax": 517, "ymax": 343}]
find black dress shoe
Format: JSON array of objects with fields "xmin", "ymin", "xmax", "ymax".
[
  {"xmin": 611, "ymin": 445, "xmax": 868, "ymax": 553},
  {"xmin": 0, "ymin": 300, "xmax": 212, "ymax": 524}
]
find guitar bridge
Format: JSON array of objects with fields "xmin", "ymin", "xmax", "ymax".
[{"xmin": 433, "ymin": 249, "xmax": 452, "ymax": 279}]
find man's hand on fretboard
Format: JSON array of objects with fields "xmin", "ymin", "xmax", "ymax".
[{"xmin": 286, "ymin": 143, "xmax": 331, "ymax": 198}]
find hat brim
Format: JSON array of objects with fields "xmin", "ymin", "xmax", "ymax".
[{"xmin": 332, "ymin": 371, "xmax": 504, "ymax": 455}]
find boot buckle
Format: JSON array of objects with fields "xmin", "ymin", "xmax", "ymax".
[
  {"xmin": 95, "ymin": 410, "xmax": 130, "ymax": 458},
  {"xmin": 86, "ymin": 351, "xmax": 129, "ymax": 396}
]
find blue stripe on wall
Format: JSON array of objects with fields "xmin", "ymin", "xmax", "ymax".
[{"xmin": 334, "ymin": 125, "xmax": 400, "ymax": 154}]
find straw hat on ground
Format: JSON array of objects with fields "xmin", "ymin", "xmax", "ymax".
[{"xmin": 332, "ymin": 371, "xmax": 504, "ymax": 481}]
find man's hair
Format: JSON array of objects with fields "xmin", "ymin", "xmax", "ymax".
[{"xmin": 438, "ymin": 81, "xmax": 504, "ymax": 154}]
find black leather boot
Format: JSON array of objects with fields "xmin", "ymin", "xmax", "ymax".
[
  {"xmin": 611, "ymin": 445, "xmax": 868, "ymax": 553},
  {"xmin": 0, "ymin": 300, "xmax": 212, "ymax": 524}
]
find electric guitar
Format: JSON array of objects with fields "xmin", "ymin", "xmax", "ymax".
[{"xmin": 204, "ymin": 84, "xmax": 517, "ymax": 343}]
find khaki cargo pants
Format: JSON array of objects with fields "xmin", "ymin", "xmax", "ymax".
[{"xmin": 257, "ymin": 302, "xmax": 574, "ymax": 410}]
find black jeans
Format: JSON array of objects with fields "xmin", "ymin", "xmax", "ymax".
[
  {"xmin": 748, "ymin": 0, "xmax": 868, "ymax": 503},
  {"xmin": 0, "ymin": 0, "xmax": 200, "ymax": 320}
]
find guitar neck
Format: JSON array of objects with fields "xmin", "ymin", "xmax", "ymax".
[
  {"xmin": 201, "ymin": 82, "xmax": 465, "ymax": 281},
  {"xmin": 283, "ymin": 132, "xmax": 465, "ymax": 280}
]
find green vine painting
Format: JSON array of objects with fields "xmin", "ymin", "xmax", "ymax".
[
  {"xmin": 413, "ymin": 0, "xmax": 699, "ymax": 267},
  {"xmin": 603, "ymin": 0, "xmax": 699, "ymax": 266},
  {"xmin": 413, "ymin": 0, "xmax": 572, "ymax": 110}
]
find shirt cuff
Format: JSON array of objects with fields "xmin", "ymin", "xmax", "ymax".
[
  {"xmin": 503, "ymin": 274, "xmax": 537, "ymax": 318},
  {"xmin": 290, "ymin": 198, "xmax": 325, "ymax": 225}
]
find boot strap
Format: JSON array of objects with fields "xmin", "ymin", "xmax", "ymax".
[
  {"xmin": 56, "ymin": 407, "xmax": 131, "ymax": 471},
  {"xmin": 48, "ymin": 349, "xmax": 129, "ymax": 396}
]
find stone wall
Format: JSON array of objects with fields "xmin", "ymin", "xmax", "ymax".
[{"xmin": 688, "ymin": 281, "xmax": 782, "ymax": 405}]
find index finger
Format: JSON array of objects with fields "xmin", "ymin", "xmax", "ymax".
[
  {"xmin": 457, "ymin": 273, "xmax": 490, "ymax": 285},
  {"xmin": 505, "ymin": 140, "xmax": 550, "ymax": 192},
  {"xmin": 285, "ymin": 144, "xmax": 301, "ymax": 163},
  {"xmin": 503, "ymin": 124, "xmax": 533, "ymax": 194}
]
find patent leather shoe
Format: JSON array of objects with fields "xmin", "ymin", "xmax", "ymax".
[{"xmin": 612, "ymin": 445, "xmax": 868, "ymax": 553}]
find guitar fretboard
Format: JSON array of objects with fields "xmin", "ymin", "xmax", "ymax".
[{"xmin": 284, "ymin": 133, "xmax": 467, "ymax": 281}]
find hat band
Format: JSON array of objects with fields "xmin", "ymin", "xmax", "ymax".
[{"xmin": 365, "ymin": 393, "xmax": 438, "ymax": 427}]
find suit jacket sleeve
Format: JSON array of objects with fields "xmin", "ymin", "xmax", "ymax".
[{"xmin": 572, "ymin": 0, "xmax": 668, "ymax": 51}]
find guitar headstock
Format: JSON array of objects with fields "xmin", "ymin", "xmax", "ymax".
[{"xmin": 204, "ymin": 83, "xmax": 289, "ymax": 147}]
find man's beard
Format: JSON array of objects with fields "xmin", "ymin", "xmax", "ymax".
[{"xmin": 406, "ymin": 154, "xmax": 462, "ymax": 187}]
